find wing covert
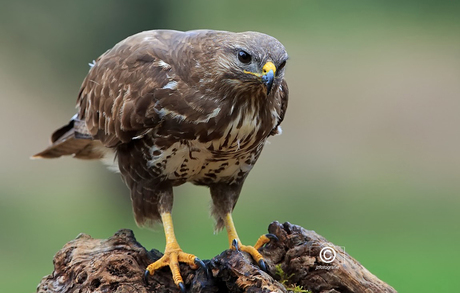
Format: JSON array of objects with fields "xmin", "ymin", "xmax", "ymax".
[
  {"xmin": 76, "ymin": 31, "xmax": 197, "ymax": 148},
  {"xmin": 270, "ymin": 79, "xmax": 289, "ymax": 136}
]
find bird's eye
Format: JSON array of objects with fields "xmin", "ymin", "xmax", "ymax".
[
  {"xmin": 278, "ymin": 60, "xmax": 286, "ymax": 71},
  {"xmin": 237, "ymin": 50, "xmax": 252, "ymax": 64}
]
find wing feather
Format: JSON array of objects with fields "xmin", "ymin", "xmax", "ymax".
[
  {"xmin": 271, "ymin": 78, "xmax": 289, "ymax": 136},
  {"xmin": 76, "ymin": 30, "xmax": 217, "ymax": 148}
]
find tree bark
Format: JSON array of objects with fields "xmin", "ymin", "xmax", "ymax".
[{"xmin": 36, "ymin": 221, "xmax": 396, "ymax": 293}]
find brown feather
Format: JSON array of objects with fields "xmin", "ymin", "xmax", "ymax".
[
  {"xmin": 34, "ymin": 29, "xmax": 289, "ymax": 228},
  {"xmin": 33, "ymin": 117, "xmax": 105, "ymax": 160}
]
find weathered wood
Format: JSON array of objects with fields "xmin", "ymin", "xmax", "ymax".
[{"xmin": 36, "ymin": 222, "xmax": 396, "ymax": 293}]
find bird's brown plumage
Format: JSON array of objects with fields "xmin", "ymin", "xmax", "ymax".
[{"xmin": 34, "ymin": 29, "xmax": 289, "ymax": 230}]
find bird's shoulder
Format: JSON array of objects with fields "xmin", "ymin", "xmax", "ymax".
[
  {"xmin": 270, "ymin": 79, "xmax": 289, "ymax": 136},
  {"xmin": 77, "ymin": 30, "xmax": 221, "ymax": 148}
]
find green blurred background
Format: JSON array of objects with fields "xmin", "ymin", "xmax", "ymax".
[{"xmin": 1, "ymin": 1, "xmax": 459, "ymax": 292}]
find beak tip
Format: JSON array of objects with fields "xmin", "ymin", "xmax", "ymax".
[{"xmin": 262, "ymin": 70, "xmax": 275, "ymax": 95}]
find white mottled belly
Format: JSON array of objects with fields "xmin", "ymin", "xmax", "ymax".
[
  {"xmin": 146, "ymin": 139, "xmax": 259, "ymax": 184},
  {"xmin": 145, "ymin": 105, "xmax": 277, "ymax": 183}
]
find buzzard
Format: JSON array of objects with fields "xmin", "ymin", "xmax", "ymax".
[{"xmin": 34, "ymin": 29, "xmax": 289, "ymax": 291}]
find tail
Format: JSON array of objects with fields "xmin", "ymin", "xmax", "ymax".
[{"xmin": 32, "ymin": 115, "xmax": 108, "ymax": 160}]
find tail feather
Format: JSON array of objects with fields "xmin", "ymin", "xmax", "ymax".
[{"xmin": 32, "ymin": 116, "xmax": 106, "ymax": 160}]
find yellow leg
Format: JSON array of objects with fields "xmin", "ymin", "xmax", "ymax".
[
  {"xmin": 224, "ymin": 212, "xmax": 240, "ymax": 248},
  {"xmin": 145, "ymin": 212, "xmax": 205, "ymax": 291},
  {"xmin": 224, "ymin": 213, "xmax": 276, "ymax": 270}
]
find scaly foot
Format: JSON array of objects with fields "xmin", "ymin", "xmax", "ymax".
[
  {"xmin": 230, "ymin": 233, "xmax": 278, "ymax": 271},
  {"xmin": 224, "ymin": 213, "xmax": 277, "ymax": 271},
  {"xmin": 144, "ymin": 247, "xmax": 206, "ymax": 291},
  {"xmin": 144, "ymin": 212, "xmax": 206, "ymax": 292}
]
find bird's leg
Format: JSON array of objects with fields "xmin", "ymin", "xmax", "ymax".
[
  {"xmin": 223, "ymin": 213, "xmax": 277, "ymax": 271},
  {"xmin": 145, "ymin": 212, "xmax": 206, "ymax": 292}
]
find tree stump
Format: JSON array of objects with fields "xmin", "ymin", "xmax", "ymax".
[{"xmin": 36, "ymin": 222, "xmax": 397, "ymax": 293}]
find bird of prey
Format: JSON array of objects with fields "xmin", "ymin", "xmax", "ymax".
[{"xmin": 34, "ymin": 29, "xmax": 289, "ymax": 291}]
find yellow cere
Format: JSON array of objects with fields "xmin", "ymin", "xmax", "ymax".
[
  {"xmin": 244, "ymin": 61, "xmax": 276, "ymax": 78},
  {"xmin": 262, "ymin": 61, "xmax": 276, "ymax": 75}
]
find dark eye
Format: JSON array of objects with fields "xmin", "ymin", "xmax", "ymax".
[
  {"xmin": 278, "ymin": 60, "xmax": 286, "ymax": 71},
  {"xmin": 237, "ymin": 50, "xmax": 252, "ymax": 64}
]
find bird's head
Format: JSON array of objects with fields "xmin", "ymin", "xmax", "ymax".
[
  {"xmin": 185, "ymin": 30, "xmax": 288, "ymax": 99},
  {"xmin": 218, "ymin": 31, "xmax": 288, "ymax": 97}
]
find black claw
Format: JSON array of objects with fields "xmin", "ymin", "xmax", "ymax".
[
  {"xmin": 265, "ymin": 233, "xmax": 278, "ymax": 242},
  {"xmin": 195, "ymin": 257, "xmax": 207, "ymax": 270},
  {"xmin": 231, "ymin": 239, "xmax": 240, "ymax": 251},
  {"xmin": 143, "ymin": 270, "xmax": 150, "ymax": 286},
  {"xmin": 179, "ymin": 282, "xmax": 186, "ymax": 293},
  {"xmin": 195, "ymin": 257, "xmax": 210, "ymax": 279},
  {"xmin": 258, "ymin": 259, "xmax": 268, "ymax": 272}
]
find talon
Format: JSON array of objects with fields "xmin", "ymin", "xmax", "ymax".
[
  {"xmin": 194, "ymin": 258, "xmax": 210, "ymax": 279},
  {"xmin": 254, "ymin": 233, "xmax": 278, "ymax": 250},
  {"xmin": 265, "ymin": 233, "xmax": 278, "ymax": 242},
  {"xmin": 179, "ymin": 282, "xmax": 186, "ymax": 293},
  {"xmin": 195, "ymin": 257, "xmax": 206, "ymax": 270},
  {"xmin": 144, "ymin": 269, "xmax": 150, "ymax": 285},
  {"xmin": 232, "ymin": 239, "xmax": 240, "ymax": 251},
  {"xmin": 145, "ymin": 213, "xmax": 201, "ymax": 291},
  {"xmin": 258, "ymin": 259, "xmax": 267, "ymax": 272},
  {"xmin": 223, "ymin": 214, "xmax": 269, "ymax": 275}
]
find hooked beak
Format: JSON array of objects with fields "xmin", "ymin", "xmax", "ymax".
[
  {"xmin": 261, "ymin": 62, "xmax": 275, "ymax": 95},
  {"xmin": 244, "ymin": 61, "xmax": 276, "ymax": 95}
]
